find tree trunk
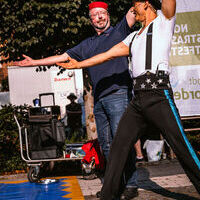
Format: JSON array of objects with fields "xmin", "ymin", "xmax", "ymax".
[{"xmin": 82, "ymin": 69, "xmax": 97, "ymax": 140}]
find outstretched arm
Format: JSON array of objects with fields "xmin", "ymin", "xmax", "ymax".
[
  {"xmin": 13, "ymin": 52, "xmax": 69, "ymax": 67},
  {"xmin": 57, "ymin": 42, "xmax": 129, "ymax": 69},
  {"xmin": 162, "ymin": 0, "xmax": 176, "ymax": 19}
]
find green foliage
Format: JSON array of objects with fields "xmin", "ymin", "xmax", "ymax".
[
  {"xmin": 0, "ymin": 0, "xmax": 91, "ymax": 61},
  {"xmin": 182, "ymin": 118, "xmax": 200, "ymax": 152},
  {"xmin": 65, "ymin": 130, "xmax": 87, "ymax": 144},
  {"xmin": 0, "ymin": 104, "xmax": 29, "ymax": 173},
  {"xmin": 186, "ymin": 133, "xmax": 200, "ymax": 151},
  {"xmin": 182, "ymin": 118, "xmax": 200, "ymax": 129},
  {"xmin": 0, "ymin": 0, "xmax": 134, "ymax": 63}
]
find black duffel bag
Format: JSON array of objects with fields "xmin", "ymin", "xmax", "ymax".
[{"xmin": 28, "ymin": 119, "xmax": 66, "ymax": 159}]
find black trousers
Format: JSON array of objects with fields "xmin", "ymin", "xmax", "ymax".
[{"xmin": 100, "ymin": 88, "xmax": 200, "ymax": 200}]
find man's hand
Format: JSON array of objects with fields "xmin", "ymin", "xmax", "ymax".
[
  {"xmin": 56, "ymin": 57, "xmax": 80, "ymax": 69},
  {"xmin": 13, "ymin": 54, "xmax": 34, "ymax": 67},
  {"xmin": 126, "ymin": 7, "xmax": 136, "ymax": 28}
]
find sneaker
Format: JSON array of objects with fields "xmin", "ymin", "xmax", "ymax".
[
  {"xmin": 96, "ymin": 191, "xmax": 101, "ymax": 198},
  {"xmin": 120, "ymin": 187, "xmax": 138, "ymax": 200}
]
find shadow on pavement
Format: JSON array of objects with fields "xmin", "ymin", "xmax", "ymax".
[
  {"xmin": 138, "ymin": 167, "xmax": 200, "ymax": 200},
  {"xmin": 40, "ymin": 160, "xmax": 83, "ymax": 178}
]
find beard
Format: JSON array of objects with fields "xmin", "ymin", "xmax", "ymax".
[{"xmin": 92, "ymin": 19, "xmax": 109, "ymax": 30}]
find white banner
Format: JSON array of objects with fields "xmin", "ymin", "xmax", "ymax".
[
  {"xmin": 170, "ymin": 0, "xmax": 200, "ymax": 116},
  {"xmin": 50, "ymin": 69, "xmax": 77, "ymax": 117}
]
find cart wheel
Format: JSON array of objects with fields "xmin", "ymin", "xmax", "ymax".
[{"xmin": 27, "ymin": 166, "xmax": 40, "ymax": 183}]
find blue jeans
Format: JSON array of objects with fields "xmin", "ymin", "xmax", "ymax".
[{"xmin": 94, "ymin": 88, "xmax": 137, "ymax": 187}]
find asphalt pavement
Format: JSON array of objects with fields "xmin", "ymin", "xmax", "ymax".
[{"xmin": 79, "ymin": 159, "xmax": 200, "ymax": 200}]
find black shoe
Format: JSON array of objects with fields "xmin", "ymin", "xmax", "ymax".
[
  {"xmin": 120, "ymin": 187, "xmax": 138, "ymax": 200},
  {"xmin": 96, "ymin": 191, "xmax": 101, "ymax": 198},
  {"xmin": 136, "ymin": 157, "xmax": 144, "ymax": 163}
]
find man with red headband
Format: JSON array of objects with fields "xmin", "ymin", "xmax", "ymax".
[{"xmin": 14, "ymin": 1, "xmax": 139, "ymax": 199}]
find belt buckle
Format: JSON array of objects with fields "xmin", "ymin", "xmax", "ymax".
[{"xmin": 146, "ymin": 71, "xmax": 151, "ymax": 76}]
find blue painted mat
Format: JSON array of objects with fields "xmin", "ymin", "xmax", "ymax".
[{"xmin": 0, "ymin": 179, "xmax": 71, "ymax": 200}]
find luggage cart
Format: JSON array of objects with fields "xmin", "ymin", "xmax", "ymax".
[{"xmin": 14, "ymin": 93, "xmax": 85, "ymax": 183}]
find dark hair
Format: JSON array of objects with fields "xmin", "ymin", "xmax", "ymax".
[{"xmin": 133, "ymin": 0, "xmax": 161, "ymax": 10}]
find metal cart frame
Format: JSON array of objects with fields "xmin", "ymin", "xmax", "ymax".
[{"xmin": 14, "ymin": 115, "xmax": 84, "ymax": 183}]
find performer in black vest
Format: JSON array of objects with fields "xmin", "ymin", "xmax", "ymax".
[{"xmin": 57, "ymin": 0, "xmax": 200, "ymax": 199}]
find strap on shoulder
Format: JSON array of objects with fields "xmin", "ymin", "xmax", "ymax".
[
  {"xmin": 145, "ymin": 23, "xmax": 153, "ymax": 70},
  {"xmin": 128, "ymin": 33, "xmax": 137, "ymax": 76}
]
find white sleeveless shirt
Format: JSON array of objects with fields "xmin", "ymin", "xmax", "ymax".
[{"xmin": 123, "ymin": 11, "xmax": 176, "ymax": 78}]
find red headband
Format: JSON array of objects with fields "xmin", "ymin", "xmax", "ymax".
[{"xmin": 89, "ymin": 2, "xmax": 108, "ymax": 10}]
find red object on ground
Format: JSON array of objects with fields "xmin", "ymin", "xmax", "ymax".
[
  {"xmin": 82, "ymin": 139, "xmax": 104, "ymax": 170},
  {"xmin": 65, "ymin": 154, "xmax": 70, "ymax": 158}
]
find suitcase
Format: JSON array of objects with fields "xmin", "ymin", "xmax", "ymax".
[{"xmin": 27, "ymin": 93, "xmax": 66, "ymax": 159}]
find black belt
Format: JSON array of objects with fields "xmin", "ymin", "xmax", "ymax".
[{"xmin": 133, "ymin": 71, "xmax": 171, "ymax": 91}]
